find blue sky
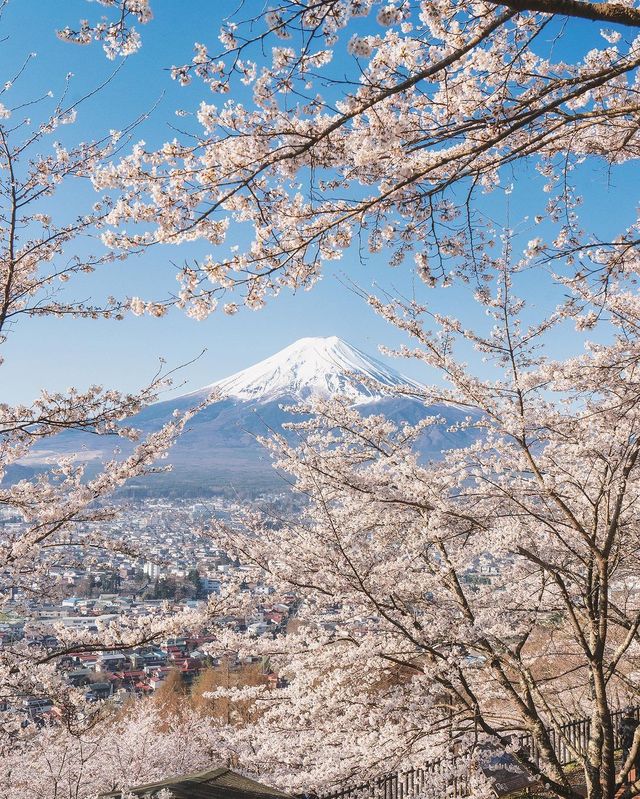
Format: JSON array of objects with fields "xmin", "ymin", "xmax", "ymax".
[{"xmin": 1, "ymin": 1, "xmax": 637, "ymax": 404}]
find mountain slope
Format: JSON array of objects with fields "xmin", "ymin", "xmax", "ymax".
[{"xmin": 16, "ymin": 337, "xmax": 477, "ymax": 497}]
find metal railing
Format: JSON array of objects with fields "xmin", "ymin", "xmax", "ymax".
[
  {"xmin": 319, "ymin": 757, "xmax": 468, "ymax": 799},
  {"xmin": 319, "ymin": 706, "xmax": 640, "ymax": 799}
]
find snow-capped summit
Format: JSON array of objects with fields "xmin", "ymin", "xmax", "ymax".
[{"xmin": 199, "ymin": 336, "xmax": 420, "ymax": 404}]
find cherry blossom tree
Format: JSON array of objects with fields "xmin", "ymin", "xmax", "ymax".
[
  {"xmin": 0, "ymin": 20, "xmax": 212, "ymax": 743},
  {"xmin": 202, "ymin": 248, "xmax": 640, "ymax": 799},
  {"xmin": 0, "ymin": 700, "xmax": 226, "ymax": 799},
  {"xmin": 0, "ymin": 658, "xmax": 270, "ymax": 798}
]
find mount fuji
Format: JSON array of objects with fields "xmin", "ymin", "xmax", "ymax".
[
  {"xmin": 185, "ymin": 336, "xmax": 421, "ymax": 404},
  {"xmin": 18, "ymin": 337, "xmax": 476, "ymax": 497}
]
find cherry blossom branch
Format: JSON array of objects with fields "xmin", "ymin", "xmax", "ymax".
[{"xmin": 490, "ymin": 0, "xmax": 640, "ymax": 27}]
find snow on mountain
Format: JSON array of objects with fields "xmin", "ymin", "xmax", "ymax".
[
  {"xmin": 190, "ymin": 336, "xmax": 420, "ymax": 404},
  {"xmin": 15, "ymin": 336, "xmax": 480, "ymax": 497}
]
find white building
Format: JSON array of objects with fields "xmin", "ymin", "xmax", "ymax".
[{"xmin": 143, "ymin": 561, "xmax": 161, "ymax": 579}]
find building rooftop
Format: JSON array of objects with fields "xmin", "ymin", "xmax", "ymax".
[{"xmin": 101, "ymin": 767, "xmax": 291, "ymax": 799}]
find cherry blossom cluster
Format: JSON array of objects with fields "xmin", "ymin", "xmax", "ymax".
[
  {"xmin": 57, "ymin": 0, "xmax": 152, "ymax": 60},
  {"xmin": 80, "ymin": 2, "xmax": 640, "ymax": 320},
  {"xmin": 1, "ymin": 701, "xmax": 226, "ymax": 798}
]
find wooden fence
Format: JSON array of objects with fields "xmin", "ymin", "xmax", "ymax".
[{"xmin": 318, "ymin": 706, "xmax": 640, "ymax": 799}]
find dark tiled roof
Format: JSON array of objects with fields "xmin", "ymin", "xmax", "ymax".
[{"xmin": 101, "ymin": 767, "xmax": 292, "ymax": 799}]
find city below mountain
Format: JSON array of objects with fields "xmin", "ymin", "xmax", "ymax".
[{"xmin": 19, "ymin": 337, "xmax": 476, "ymax": 497}]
